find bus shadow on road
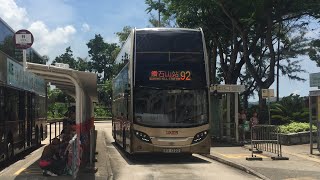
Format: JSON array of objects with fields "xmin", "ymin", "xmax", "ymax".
[
  {"xmin": 0, "ymin": 144, "xmax": 45, "ymax": 172},
  {"xmin": 13, "ymin": 156, "xmax": 96, "ymax": 180},
  {"xmin": 112, "ymin": 142, "xmax": 211, "ymax": 165},
  {"xmin": 14, "ymin": 157, "xmax": 46, "ymax": 180}
]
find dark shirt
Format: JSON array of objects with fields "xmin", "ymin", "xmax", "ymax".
[{"xmin": 40, "ymin": 144, "xmax": 60, "ymax": 161}]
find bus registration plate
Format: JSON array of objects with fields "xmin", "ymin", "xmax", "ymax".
[{"xmin": 163, "ymin": 148, "xmax": 181, "ymax": 153}]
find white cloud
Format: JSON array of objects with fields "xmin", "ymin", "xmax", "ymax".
[
  {"xmin": 0, "ymin": 0, "xmax": 29, "ymax": 29},
  {"xmin": 29, "ymin": 21, "xmax": 76, "ymax": 55},
  {"xmin": 0, "ymin": 0, "xmax": 77, "ymax": 59},
  {"xmin": 81, "ymin": 23, "xmax": 90, "ymax": 32}
]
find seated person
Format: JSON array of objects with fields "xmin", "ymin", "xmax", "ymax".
[
  {"xmin": 39, "ymin": 138, "xmax": 66, "ymax": 176},
  {"xmin": 59, "ymin": 123, "xmax": 76, "ymax": 156},
  {"xmin": 63, "ymin": 106, "xmax": 76, "ymax": 127}
]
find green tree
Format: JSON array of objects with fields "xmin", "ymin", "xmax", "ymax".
[
  {"xmin": 146, "ymin": 0, "xmax": 319, "ymax": 115},
  {"xmin": 309, "ymin": 39, "xmax": 320, "ymax": 66},
  {"xmin": 87, "ymin": 34, "xmax": 119, "ymax": 82},
  {"xmin": 47, "ymin": 87, "xmax": 75, "ymax": 118},
  {"xmin": 214, "ymin": 0, "xmax": 318, "ymax": 90},
  {"xmin": 115, "ymin": 26, "xmax": 132, "ymax": 46},
  {"xmin": 52, "ymin": 46, "xmax": 77, "ymax": 69},
  {"xmin": 97, "ymin": 80, "xmax": 113, "ymax": 107},
  {"xmin": 76, "ymin": 57, "xmax": 89, "ymax": 71},
  {"xmin": 270, "ymin": 94, "xmax": 309, "ymax": 125},
  {"xmin": 146, "ymin": 0, "xmax": 175, "ymax": 27}
]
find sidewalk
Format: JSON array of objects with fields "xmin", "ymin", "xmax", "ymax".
[
  {"xmin": 205, "ymin": 143, "xmax": 320, "ymax": 180},
  {"xmin": 12, "ymin": 129, "xmax": 110, "ymax": 180}
]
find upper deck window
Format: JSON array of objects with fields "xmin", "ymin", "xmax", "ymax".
[
  {"xmin": 134, "ymin": 29, "xmax": 206, "ymax": 88},
  {"xmin": 136, "ymin": 30, "xmax": 203, "ymax": 53}
]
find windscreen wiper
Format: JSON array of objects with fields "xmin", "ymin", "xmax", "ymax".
[{"xmin": 136, "ymin": 85, "xmax": 164, "ymax": 90}]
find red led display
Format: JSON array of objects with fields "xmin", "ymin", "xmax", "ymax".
[{"xmin": 149, "ymin": 70, "xmax": 191, "ymax": 81}]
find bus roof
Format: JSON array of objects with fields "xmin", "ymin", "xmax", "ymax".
[{"xmin": 135, "ymin": 27, "xmax": 201, "ymax": 32}]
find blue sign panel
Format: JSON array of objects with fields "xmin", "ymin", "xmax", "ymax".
[{"xmin": 7, "ymin": 58, "xmax": 46, "ymax": 96}]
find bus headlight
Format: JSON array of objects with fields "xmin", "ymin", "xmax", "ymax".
[
  {"xmin": 134, "ymin": 130, "xmax": 152, "ymax": 143},
  {"xmin": 192, "ymin": 130, "xmax": 208, "ymax": 144}
]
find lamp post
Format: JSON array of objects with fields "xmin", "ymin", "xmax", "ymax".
[{"xmin": 158, "ymin": 0, "xmax": 161, "ymax": 27}]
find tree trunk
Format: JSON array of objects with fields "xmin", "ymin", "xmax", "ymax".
[
  {"xmin": 211, "ymin": 44, "xmax": 217, "ymax": 84},
  {"xmin": 243, "ymin": 93, "xmax": 249, "ymax": 110},
  {"xmin": 258, "ymin": 89, "xmax": 268, "ymax": 124}
]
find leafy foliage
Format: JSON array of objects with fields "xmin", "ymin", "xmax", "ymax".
[
  {"xmin": 309, "ymin": 39, "xmax": 320, "ymax": 66},
  {"xmin": 270, "ymin": 94, "xmax": 309, "ymax": 125},
  {"xmin": 52, "ymin": 47, "xmax": 77, "ymax": 69},
  {"xmin": 47, "ymin": 88, "xmax": 75, "ymax": 118},
  {"xmin": 47, "ymin": 103, "xmax": 68, "ymax": 118},
  {"xmin": 279, "ymin": 122, "xmax": 316, "ymax": 134},
  {"xmin": 87, "ymin": 34, "xmax": 119, "ymax": 82},
  {"xmin": 145, "ymin": 0, "xmax": 319, "ymax": 110},
  {"xmin": 97, "ymin": 80, "xmax": 113, "ymax": 107},
  {"xmin": 75, "ymin": 57, "xmax": 90, "ymax": 71},
  {"xmin": 94, "ymin": 105, "xmax": 112, "ymax": 117},
  {"xmin": 115, "ymin": 26, "xmax": 132, "ymax": 46}
]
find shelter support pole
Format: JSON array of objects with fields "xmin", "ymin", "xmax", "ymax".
[
  {"xmin": 226, "ymin": 93, "xmax": 231, "ymax": 140},
  {"xmin": 310, "ymin": 96, "xmax": 313, "ymax": 154},
  {"xmin": 235, "ymin": 93, "xmax": 239, "ymax": 143}
]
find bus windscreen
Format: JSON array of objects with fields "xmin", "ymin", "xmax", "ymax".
[{"xmin": 135, "ymin": 30, "xmax": 206, "ymax": 89}]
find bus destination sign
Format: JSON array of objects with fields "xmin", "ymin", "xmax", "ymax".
[{"xmin": 149, "ymin": 70, "xmax": 191, "ymax": 81}]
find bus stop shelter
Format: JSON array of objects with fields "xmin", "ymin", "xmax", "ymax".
[
  {"xmin": 210, "ymin": 84, "xmax": 245, "ymax": 143},
  {"xmin": 26, "ymin": 62, "xmax": 98, "ymax": 178}
]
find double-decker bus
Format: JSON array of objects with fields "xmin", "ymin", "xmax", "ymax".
[
  {"xmin": 112, "ymin": 28, "xmax": 210, "ymax": 154},
  {"xmin": 0, "ymin": 51, "xmax": 47, "ymax": 162}
]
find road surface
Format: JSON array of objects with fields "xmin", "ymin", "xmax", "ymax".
[{"xmin": 0, "ymin": 121, "xmax": 259, "ymax": 180}]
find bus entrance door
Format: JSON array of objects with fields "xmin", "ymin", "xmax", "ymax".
[
  {"xmin": 26, "ymin": 93, "xmax": 33, "ymax": 147},
  {"xmin": 0, "ymin": 87, "xmax": 4, "ymax": 161}
]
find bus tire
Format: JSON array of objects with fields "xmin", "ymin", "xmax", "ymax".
[
  {"xmin": 113, "ymin": 125, "xmax": 116, "ymax": 141},
  {"xmin": 40, "ymin": 126, "xmax": 43, "ymax": 140},
  {"xmin": 6, "ymin": 136, "xmax": 13, "ymax": 160},
  {"xmin": 122, "ymin": 129, "xmax": 126, "ymax": 150},
  {"xmin": 35, "ymin": 127, "xmax": 40, "ymax": 146}
]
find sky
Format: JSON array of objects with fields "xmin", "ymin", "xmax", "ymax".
[
  {"xmin": 0, "ymin": 0, "xmax": 320, "ymax": 99},
  {"xmin": 0, "ymin": 0, "xmax": 150, "ymax": 60}
]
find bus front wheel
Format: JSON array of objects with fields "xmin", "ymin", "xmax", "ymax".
[
  {"xmin": 35, "ymin": 127, "xmax": 40, "ymax": 146},
  {"xmin": 6, "ymin": 138, "xmax": 13, "ymax": 160},
  {"xmin": 113, "ymin": 125, "xmax": 116, "ymax": 140},
  {"xmin": 122, "ymin": 129, "xmax": 126, "ymax": 150}
]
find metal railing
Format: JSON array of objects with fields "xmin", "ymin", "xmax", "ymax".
[
  {"xmin": 47, "ymin": 118, "xmax": 64, "ymax": 143},
  {"xmin": 246, "ymin": 125, "xmax": 289, "ymax": 160}
]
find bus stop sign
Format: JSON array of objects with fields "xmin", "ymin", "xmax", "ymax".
[{"xmin": 14, "ymin": 29, "xmax": 34, "ymax": 49}]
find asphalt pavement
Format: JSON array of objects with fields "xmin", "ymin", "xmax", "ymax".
[
  {"xmin": 3, "ymin": 122, "xmax": 319, "ymax": 180},
  {"xmin": 206, "ymin": 142, "xmax": 320, "ymax": 180}
]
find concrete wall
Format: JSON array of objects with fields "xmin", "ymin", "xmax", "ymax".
[{"xmin": 279, "ymin": 131, "xmax": 317, "ymax": 145}]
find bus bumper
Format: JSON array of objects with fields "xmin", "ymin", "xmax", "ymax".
[{"xmin": 131, "ymin": 135, "xmax": 210, "ymax": 154}]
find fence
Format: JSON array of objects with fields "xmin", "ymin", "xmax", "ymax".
[
  {"xmin": 47, "ymin": 118, "xmax": 64, "ymax": 143},
  {"xmin": 47, "ymin": 118, "xmax": 97, "ymax": 177},
  {"xmin": 246, "ymin": 125, "xmax": 289, "ymax": 160}
]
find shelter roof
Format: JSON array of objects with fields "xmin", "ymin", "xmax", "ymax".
[{"xmin": 27, "ymin": 62, "xmax": 98, "ymax": 102}]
